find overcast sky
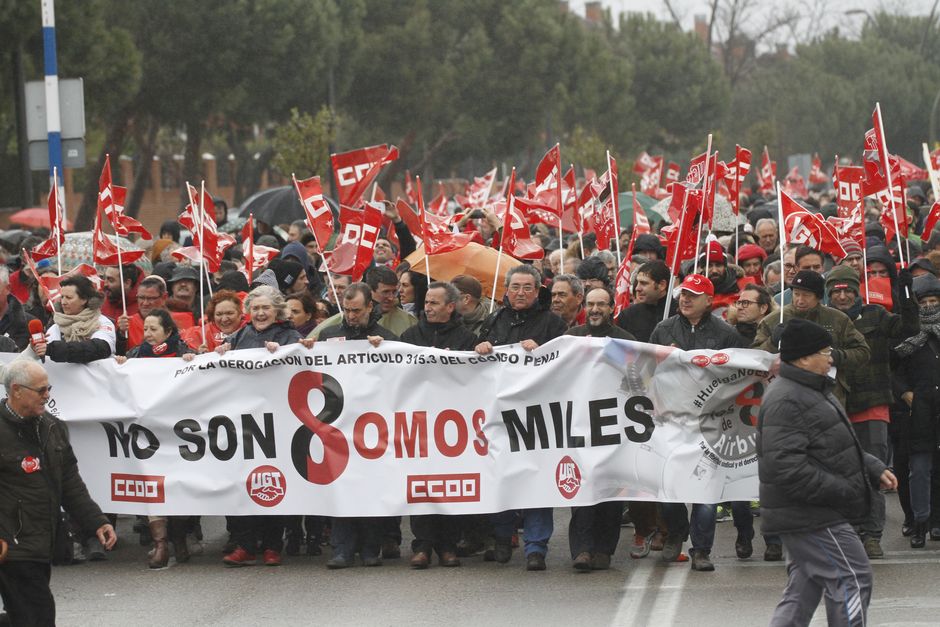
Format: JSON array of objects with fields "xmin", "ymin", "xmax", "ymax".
[{"xmin": 568, "ymin": 0, "xmax": 939, "ymax": 48}]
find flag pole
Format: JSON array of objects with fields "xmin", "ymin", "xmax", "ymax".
[
  {"xmin": 662, "ymin": 185, "xmax": 691, "ymax": 322},
  {"xmin": 776, "ymin": 182, "xmax": 786, "ymax": 326},
  {"xmin": 490, "ymin": 168, "xmax": 514, "ymax": 314},
  {"xmin": 291, "ymin": 174, "xmax": 342, "ymax": 314},
  {"xmin": 607, "ymin": 150, "xmax": 622, "ymax": 267},
  {"xmin": 875, "ymin": 103, "xmax": 906, "ymax": 269},
  {"xmin": 693, "ymin": 134, "xmax": 713, "ymax": 276},
  {"xmin": 862, "ymin": 247, "xmax": 870, "ymax": 305},
  {"xmin": 53, "ymin": 167, "xmax": 63, "ymax": 276},
  {"xmin": 198, "ymin": 180, "xmax": 207, "ymax": 347}
]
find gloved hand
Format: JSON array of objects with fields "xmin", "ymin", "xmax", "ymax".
[{"xmin": 898, "ymin": 267, "xmax": 914, "ymax": 292}]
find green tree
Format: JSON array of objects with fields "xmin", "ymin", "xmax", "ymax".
[{"xmin": 271, "ymin": 106, "xmax": 338, "ymax": 180}]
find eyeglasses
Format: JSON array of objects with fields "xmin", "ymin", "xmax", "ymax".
[
  {"xmin": 508, "ymin": 284, "xmax": 536, "ymax": 293},
  {"xmin": 20, "ymin": 384, "xmax": 52, "ymax": 395},
  {"xmin": 734, "ymin": 299, "xmax": 757, "ymax": 307}
]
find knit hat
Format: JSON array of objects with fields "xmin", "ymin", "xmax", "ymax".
[
  {"xmin": 909, "ymin": 257, "xmax": 938, "ymax": 276},
  {"xmin": 780, "ymin": 318, "xmax": 832, "ymax": 363},
  {"xmin": 913, "ymin": 273, "xmax": 940, "ymax": 300},
  {"xmin": 840, "ymin": 238, "xmax": 863, "ymax": 258},
  {"xmin": 791, "ymin": 270, "xmax": 825, "ymax": 299},
  {"xmin": 737, "ymin": 243, "xmax": 767, "ymax": 262},
  {"xmin": 698, "ymin": 240, "xmax": 726, "ymax": 264},
  {"xmin": 825, "ymin": 264, "xmax": 860, "ymax": 296},
  {"xmin": 267, "ymin": 258, "xmax": 304, "ymax": 292},
  {"xmin": 576, "ymin": 256, "xmax": 610, "ymax": 287}
]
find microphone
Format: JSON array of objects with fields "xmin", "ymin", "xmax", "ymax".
[{"xmin": 28, "ymin": 319, "xmax": 46, "ymax": 363}]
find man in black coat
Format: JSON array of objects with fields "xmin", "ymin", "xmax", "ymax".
[
  {"xmin": 476, "ymin": 265, "xmax": 567, "ymax": 571},
  {"xmin": 567, "ymin": 287, "xmax": 638, "ymax": 571},
  {"xmin": 321, "ymin": 283, "xmax": 398, "ymax": 569},
  {"xmin": 0, "ymin": 360, "xmax": 116, "ymax": 625},
  {"xmin": 397, "ymin": 282, "xmax": 477, "ymax": 569},
  {"xmin": 758, "ymin": 318, "xmax": 896, "ymax": 626},
  {"xmin": 650, "ymin": 274, "xmax": 748, "ymax": 572},
  {"xmin": 616, "ymin": 260, "xmax": 676, "ymax": 342}
]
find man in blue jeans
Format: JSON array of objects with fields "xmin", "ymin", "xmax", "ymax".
[
  {"xmin": 475, "ymin": 265, "xmax": 567, "ymax": 571},
  {"xmin": 649, "ymin": 274, "xmax": 749, "ymax": 571}
]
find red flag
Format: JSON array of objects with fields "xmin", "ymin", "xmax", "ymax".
[
  {"xmin": 638, "ymin": 155, "xmax": 663, "ymax": 196},
  {"xmin": 240, "ymin": 215, "xmax": 280, "ymax": 283},
  {"xmin": 809, "ymin": 154, "xmax": 828, "ymax": 184},
  {"xmin": 615, "ymin": 184, "xmax": 652, "ymax": 314},
  {"xmin": 779, "ymin": 189, "xmax": 846, "ymax": 258},
  {"xmin": 466, "ymin": 168, "xmax": 497, "ymax": 210},
  {"xmin": 826, "ymin": 205, "xmax": 865, "ymax": 252},
  {"xmin": 403, "ymin": 170, "xmax": 418, "ymax": 205},
  {"xmin": 897, "ymin": 155, "xmax": 928, "ymax": 182},
  {"xmin": 498, "ymin": 169, "xmax": 543, "ymax": 260},
  {"xmin": 416, "ymin": 176, "xmax": 473, "ymax": 255},
  {"xmin": 93, "ymin": 203, "xmax": 144, "ymax": 266},
  {"xmin": 921, "ymin": 201, "xmax": 940, "ymax": 240},
  {"xmin": 177, "ymin": 184, "xmax": 235, "ymax": 272},
  {"xmin": 664, "ymin": 162, "xmax": 680, "ymax": 184},
  {"xmin": 24, "ymin": 251, "xmax": 99, "ymax": 311},
  {"xmin": 428, "ymin": 181, "xmax": 449, "ymax": 217},
  {"xmin": 523, "ymin": 144, "xmax": 563, "ymax": 217},
  {"xmin": 725, "ymin": 145, "xmax": 752, "ymax": 215},
  {"xmin": 572, "ymin": 175, "xmax": 596, "ymax": 235},
  {"xmin": 757, "ymin": 146, "xmax": 776, "ymax": 194},
  {"xmin": 331, "ymin": 144, "xmax": 398, "ymax": 208},
  {"xmin": 31, "ymin": 171, "xmax": 67, "ymax": 261},
  {"xmin": 328, "ymin": 202, "xmax": 385, "ymax": 280},
  {"xmin": 661, "ymin": 183, "xmax": 702, "ymax": 273},
  {"xmin": 97, "ymin": 155, "xmax": 151, "ymax": 238},
  {"xmin": 293, "ymin": 175, "xmax": 335, "ymax": 248},
  {"xmin": 783, "ymin": 166, "xmax": 808, "ymax": 199},
  {"xmin": 633, "ymin": 151, "xmax": 658, "ymax": 174},
  {"xmin": 931, "ymin": 148, "xmax": 940, "ymax": 172},
  {"xmin": 833, "ymin": 163, "xmax": 865, "ymax": 216}
]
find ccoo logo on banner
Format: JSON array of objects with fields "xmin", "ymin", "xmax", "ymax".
[{"xmin": 13, "ymin": 337, "xmax": 778, "ymax": 516}]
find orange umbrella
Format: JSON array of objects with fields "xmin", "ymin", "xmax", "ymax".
[
  {"xmin": 10, "ymin": 207, "xmax": 73, "ymax": 230},
  {"xmin": 403, "ymin": 242, "xmax": 521, "ymax": 302}
]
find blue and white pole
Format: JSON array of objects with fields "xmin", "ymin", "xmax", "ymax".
[{"xmin": 41, "ymin": 0, "xmax": 65, "ymax": 209}]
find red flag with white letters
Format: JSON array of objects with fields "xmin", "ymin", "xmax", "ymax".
[
  {"xmin": 328, "ymin": 202, "xmax": 385, "ymax": 280},
  {"xmin": 780, "ymin": 189, "xmax": 846, "ymax": 258},
  {"xmin": 331, "ymin": 144, "xmax": 398, "ymax": 208},
  {"xmin": 292, "ymin": 174, "xmax": 335, "ymax": 248}
]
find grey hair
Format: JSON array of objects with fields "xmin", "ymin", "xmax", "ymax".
[
  {"xmin": 428, "ymin": 281, "xmax": 460, "ymax": 305},
  {"xmin": 0, "ymin": 265, "xmax": 9, "ymax": 286},
  {"xmin": 551, "ymin": 274, "xmax": 584, "ymax": 296},
  {"xmin": 755, "ymin": 218, "xmax": 777, "ymax": 233},
  {"xmin": 1, "ymin": 359, "xmax": 41, "ymax": 394},
  {"xmin": 504, "ymin": 264, "xmax": 542, "ymax": 287},
  {"xmin": 245, "ymin": 284, "xmax": 288, "ymax": 321},
  {"xmin": 594, "ymin": 250, "xmax": 616, "ymax": 265}
]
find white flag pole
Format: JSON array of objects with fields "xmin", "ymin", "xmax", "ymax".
[
  {"xmin": 53, "ymin": 166, "xmax": 63, "ymax": 276},
  {"xmin": 199, "ymin": 181, "xmax": 207, "ymax": 347},
  {"xmin": 692, "ymin": 134, "xmax": 713, "ymax": 276},
  {"xmin": 776, "ymin": 182, "xmax": 786, "ymax": 326},
  {"xmin": 607, "ymin": 150, "xmax": 622, "ymax": 267}
]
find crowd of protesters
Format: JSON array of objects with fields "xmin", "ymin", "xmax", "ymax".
[{"xmin": 0, "ymin": 172, "xmax": 938, "ymax": 590}]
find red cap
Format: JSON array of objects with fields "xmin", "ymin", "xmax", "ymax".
[
  {"xmin": 699, "ymin": 240, "xmax": 726, "ymax": 263},
  {"xmin": 676, "ymin": 273, "xmax": 714, "ymax": 296},
  {"xmin": 737, "ymin": 243, "xmax": 767, "ymax": 262}
]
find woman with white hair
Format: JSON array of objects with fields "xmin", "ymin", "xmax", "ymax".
[
  {"xmin": 215, "ymin": 285, "xmax": 313, "ymax": 355},
  {"xmin": 214, "ymin": 285, "xmax": 313, "ymax": 568}
]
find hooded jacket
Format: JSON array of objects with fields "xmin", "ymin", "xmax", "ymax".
[{"xmin": 757, "ymin": 362, "xmax": 887, "ymax": 534}]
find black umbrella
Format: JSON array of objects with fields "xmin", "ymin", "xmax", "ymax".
[{"xmin": 237, "ymin": 185, "xmax": 339, "ymax": 228}]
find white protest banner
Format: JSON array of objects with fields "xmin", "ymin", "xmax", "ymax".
[{"xmin": 24, "ymin": 337, "xmax": 778, "ymax": 516}]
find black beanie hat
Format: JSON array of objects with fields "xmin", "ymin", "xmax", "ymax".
[
  {"xmin": 791, "ymin": 270, "xmax": 825, "ymax": 299},
  {"xmin": 780, "ymin": 318, "xmax": 832, "ymax": 362},
  {"xmin": 267, "ymin": 258, "xmax": 304, "ymax": 292}
]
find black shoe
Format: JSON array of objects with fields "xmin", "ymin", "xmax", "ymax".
[
  {"xmin": 494, "ymin": 540, "xmax": 512, "ymax": 564},
  {"xmin": 526, "ymin": 552, "xmax": 546, "ymax": 571},
  {"xmin": 911, "ymin": 522, "xmax": 927, "ymax": 549},
  {"xmin": 735, "ymin": 533, "xmax": 753, "ymax": 559},
  {"xmin": 690, "ymin": 550, "xmax": 714, "ymax": 572},
  {"xmin": 902, "ymin": 520, "xmax": 915, "ymax": 537},
  {"xmin": 764, "ymin": 544, "xmax": 784, "ymax": 561},
  {"xmin": 660, "ymin": 536, "xmax": 683, "ymax": 562},
  {"xmin": 930, "ymin": 526, "xmax": 940, "ymax": 541},
  {"xmin": 573, "ymin": 551, "xmax": 592, "ymax": 571},
  {"xmin": 380, "ymin": 541, "xmax": 400, "ymax": 559},
  {"xmin": 326, "ymin": 556, "xmax": 351, "ymax": 569},
  {"xmin": 306, "ymin": 540, "xmax": 322, "ymax": 556},
  {"xmin": 362, "ymin": 555, "xmax": 382, "ymax": 567}
]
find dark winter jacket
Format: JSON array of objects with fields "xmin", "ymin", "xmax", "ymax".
[
  {"xmin": 479, "ymin": 299, "xmax": 567, "ymax": 347},
  {"xmin": 0, "ymin": 295, "xmax": 31, "ymax": 351},
  {"xmin": 319, "ymin": 306, "xmax": 399, "ymax": 342},
  {"xmin": 649, "ymin": 313, "xmax": 748, "ymax": 351},
  {"xmin": 226, "ymin": 320, "xmax": 301, "ymax": 349},
  {"xmin": 0, "ymin": 402, "xmax": 108, "ymax": 562},
  {"xmin": 616, "ymin": 297, "xmax": 677, "ymax": 343},
  {"xmin": 757, "ymin": 362, "xmax": 887, "ymax": 535},
  {"xmin": 894, "ymin": 336, "xmax": 940, "ymax": 454},
  {"xmin": 840, "ymin": 300, "xmax": 918, "ymax": 415},
  {"xmin": 401, "ymin": 313, "xmax": 477, "ymax": 350},
  {"xmin": 753, "ymin": 303, "xmax": 870, "ymax": 406}
]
